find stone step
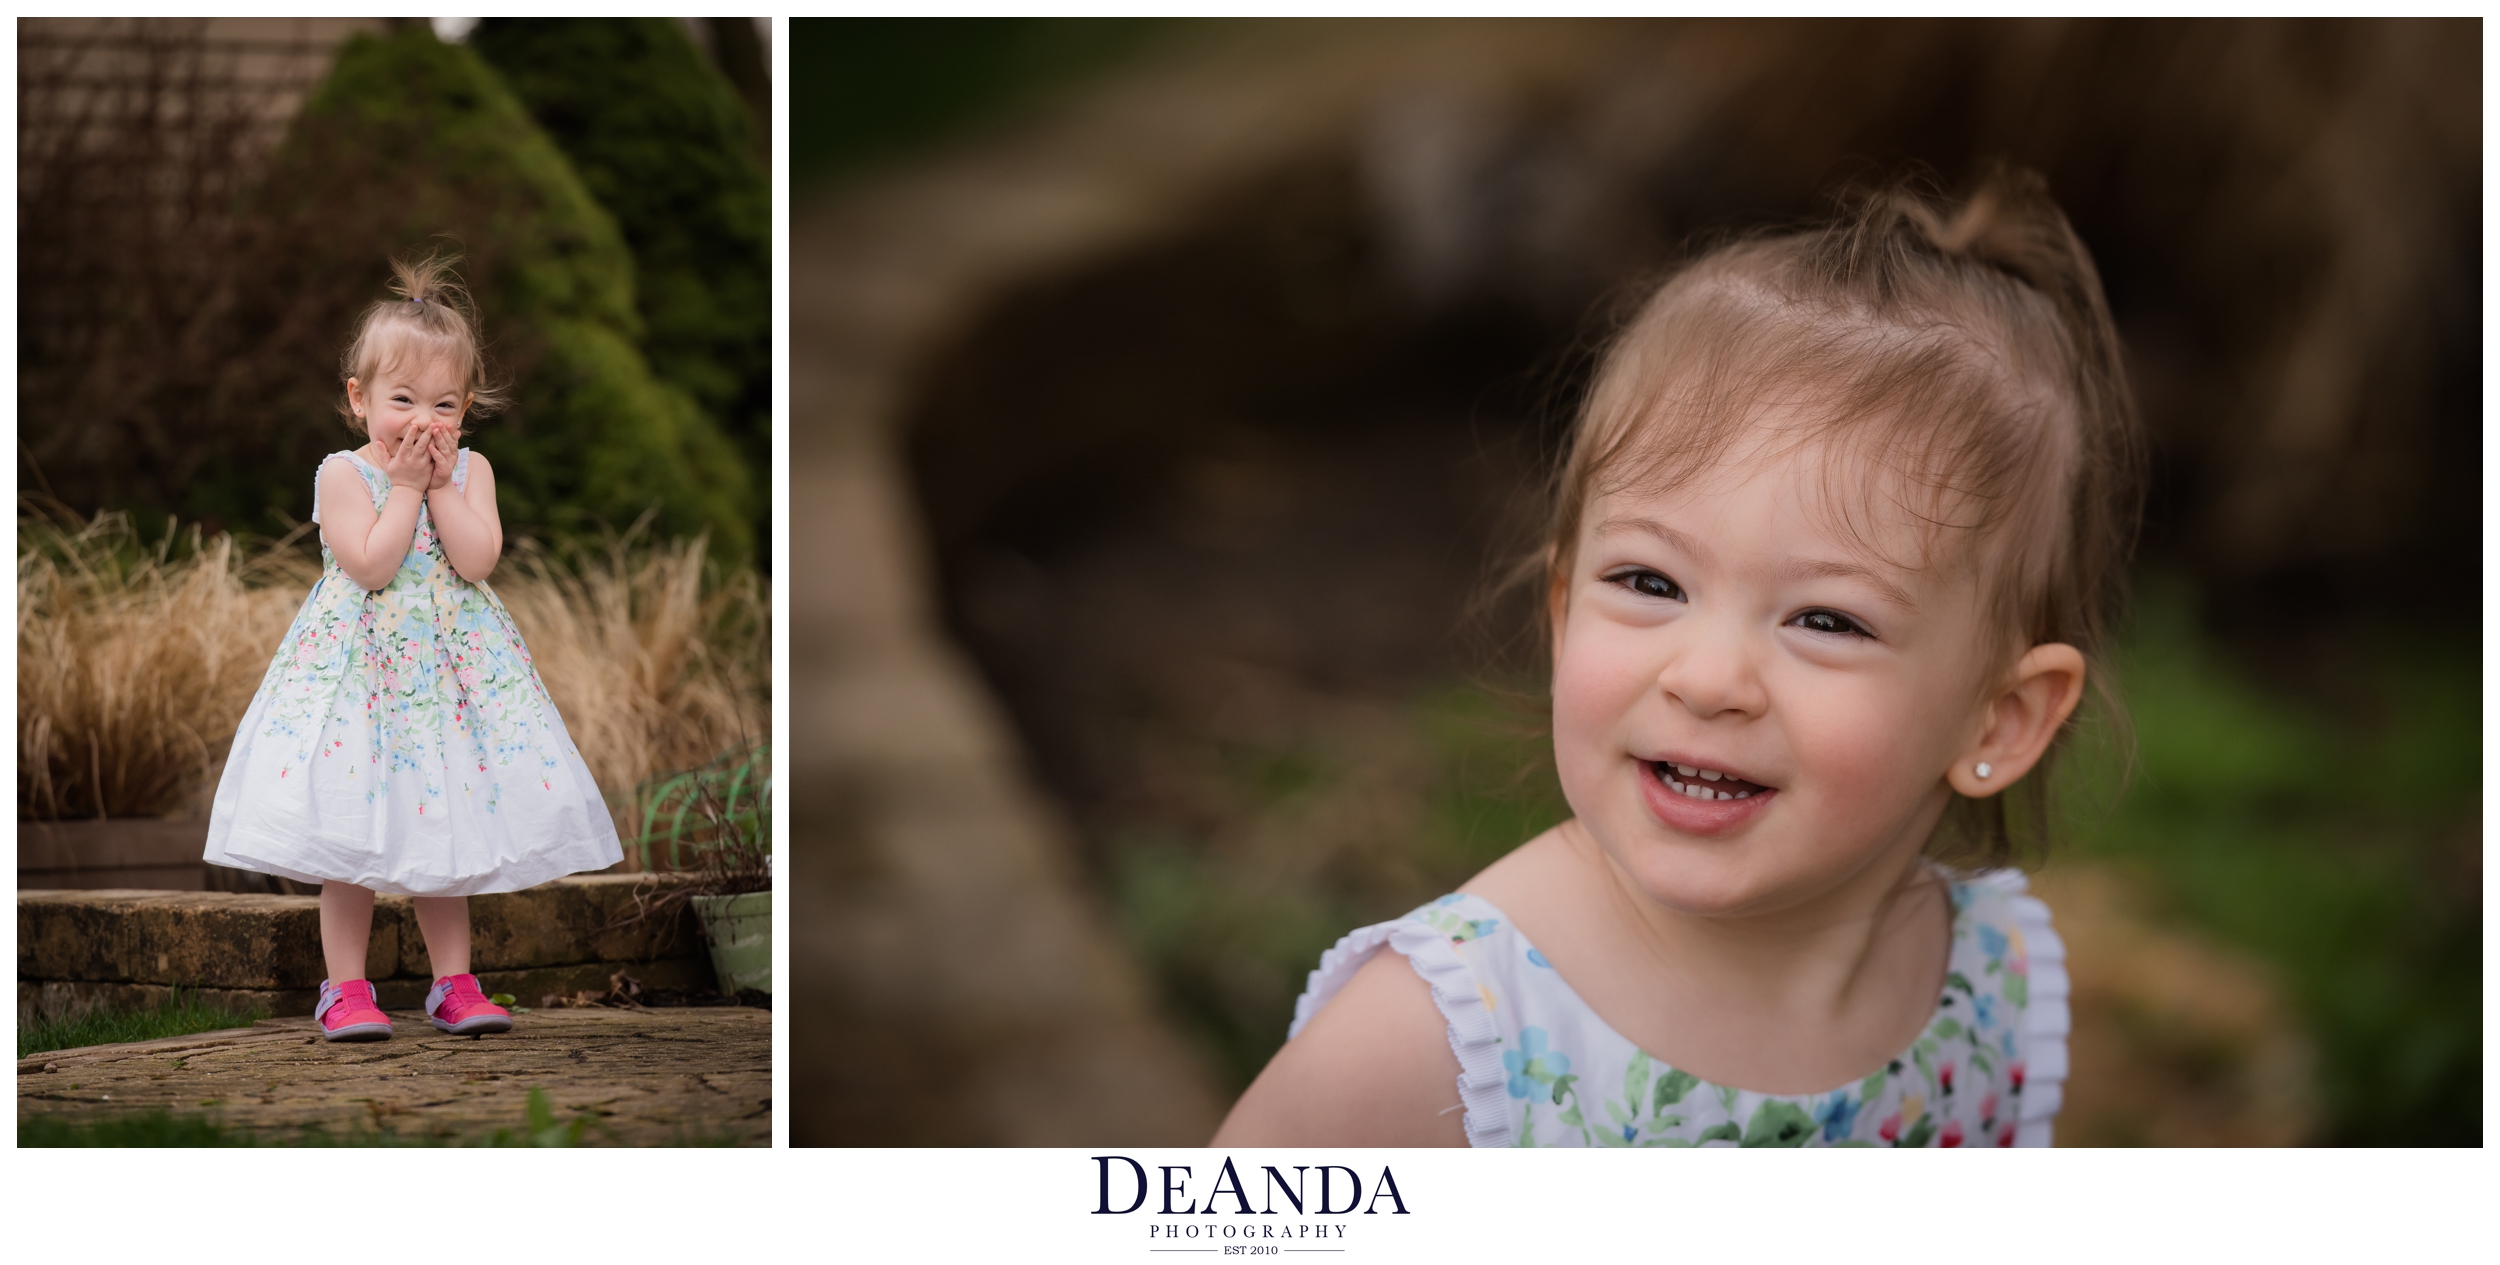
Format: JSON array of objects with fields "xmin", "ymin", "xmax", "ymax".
[
  {"xmin": 20, "ymin": 1007, "xmax": 771, "ymax": 1145},
  {"xmin": 18, "ymin": 874, "xmax": 720, "ymax": 1018},
  {"xmin": 21, "ymin": 957, "xmax": 717, "ymax": 1021}
]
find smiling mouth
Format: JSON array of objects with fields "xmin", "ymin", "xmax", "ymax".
[{"xmin": 1646, "ymin": 760, "xmax": 1771, "ymax": 802}]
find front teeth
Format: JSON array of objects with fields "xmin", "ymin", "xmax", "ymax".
[{"xmin": 1661, "ymin": 765, "xmax": 1754, "ymax": 802}]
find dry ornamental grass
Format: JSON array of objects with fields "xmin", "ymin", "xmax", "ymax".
[
  {"xmin": 493, "ymin": 530, "xmax": 768, "ymax": 837},
  {"xmin": 17, "ymin": 507, "xmax": 768, "ymax": 849},
  {"xmin": 17, "ymin": 511, "xmax": 313, "ymax": 822}
]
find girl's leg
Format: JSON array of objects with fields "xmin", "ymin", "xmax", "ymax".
[
  {"xmin": 412, "ymin": 895, "xmax": 471, "ymax": 977},
  {"xmin": 319, "ymin": 882, "xmax": 377, "ymax": 982}
]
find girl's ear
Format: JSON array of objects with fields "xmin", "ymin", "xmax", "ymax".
[
  {"xmin": 346, "ymin": 377, "xmax": 366, "ymax": 418},
  {"xmin": 1947, "ymin": 643, "xmax": 2087, "ymax": 798}
]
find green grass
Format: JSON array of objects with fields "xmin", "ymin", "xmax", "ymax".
[
  {"xmin": 19, "ymin": 1111, "xmax": 270, "ymax": 1147},
  {"xmin": 2056, "ymin": 577, "xmax": 2480, "ymax": 1145},
  {"xmin": 1108, "ymin": 683, "xmax": 1569, "ymax": 1089},
  {"xmin": 18, "ymin": 1089, "xmax": 685, "ymax": 1148},
  {"xmin": 472, "ymin": 1088, "xmax": 617, "ymax": 1147},
  {"xmin": 1111, "ymin": 827, "xmax": 1359, "ymax": 1089},
  {"xmin": 19, "ymin": 990, "xmax": 270, "ymax": 1060},
  {"xmin": 1414, "ymin": 680, "xmax": 1571, "ymax": 880},
  {"xmin": 16, "ymin": 1112, "xmax": 453, "ymax": 1147}
]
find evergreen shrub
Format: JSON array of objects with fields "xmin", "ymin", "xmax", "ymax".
[
  {"xmin": 241, "ymin": 26, "xmax": 753, "ymax": 561},
  {"xmin": 471, "ymin": 16, "xmax": 771, "ymax": 554}
]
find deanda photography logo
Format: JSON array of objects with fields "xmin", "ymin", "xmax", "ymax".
[{"xmin": 1093, "ymin": 1156, "xmax": 1409, "ymax": 1253}]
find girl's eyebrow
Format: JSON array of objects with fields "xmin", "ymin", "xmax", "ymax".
[{"xmin": 1594, "ymin": 516, "xmax": 1709, "ymax": 561}]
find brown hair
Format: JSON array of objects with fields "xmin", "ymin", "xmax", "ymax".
[
  {"xmin": 337, "ymin": 250, "xmax": 506, "ymax": 433},
  {"xmin": 1543, "ymin": 168, "xmax": 2144, "ymax": 866}
]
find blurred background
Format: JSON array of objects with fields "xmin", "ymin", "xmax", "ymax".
[
  {"xmin": 19, "ymin": 18, "xmax": 770, "ymax": 883},
  {"xmin": 791, "ymin": 17, "xmax": 2478, "ymax": 1147}
]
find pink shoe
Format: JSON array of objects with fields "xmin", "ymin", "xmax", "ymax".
[
  {"xmin": 425, "ymin": 973, "xmax": 513, "ymax": 1035},
  {"xmin": 315, "ymin": 979, "xmax": 394, "ymax": 1042}
]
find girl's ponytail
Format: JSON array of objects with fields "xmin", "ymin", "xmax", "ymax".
[
  {"xmin": 338, "ymin": 248, "xmax": 507, "ymax": 432},
  {"xmin": 1826, "ymin": 168, "xmax": 2148, "ymax": 866}
]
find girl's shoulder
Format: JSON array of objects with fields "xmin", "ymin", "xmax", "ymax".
[
  {"xmin": 313, "ymin": 450, "xmax": 380, "ymax": 523},
  {"xmin": 1285, "ymin": 890, "xmax": 1527, "ymax": 1147},
  {"xmin": 318, "ymin": 448, "xmax": 387, "ymax": 484},
  {"xmin": 1289, "ymin": 893, "xmax": 1506, "ymax": 1039}
]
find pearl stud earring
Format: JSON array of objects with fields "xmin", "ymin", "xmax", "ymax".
[{"xmin": 1974, "ymin": 762, "xmax": 1993, "ymax": 780}]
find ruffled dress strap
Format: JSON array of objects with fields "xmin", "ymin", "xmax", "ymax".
[
  {"xmin": 1289, "ymin": 896, "xmax": 1518, "ymax": 1149},
  {"xmin": 1989, "ymin": 870, "xmax": 2071, "ymax": 1146},
  {"xmin": 1956, "ymin": 869, "xmax": 2071, "ymax": 1146}
]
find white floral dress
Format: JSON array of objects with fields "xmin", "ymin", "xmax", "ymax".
[
  {"xmin": 203, "ymin": 449, "xmax": 623, "ymax": 896},
  {"xmin": 1291, "ymin": 870, "xmax": 2069, "ymax": 1146}
]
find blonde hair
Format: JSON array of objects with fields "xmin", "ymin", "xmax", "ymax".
[
  {"xmin": 337, "ymin": 250, "xmax": 506, "ymax": 433},
  {"xmin": 1544, "ymin": 169, "xmax": 2146, "ymax": 866}
]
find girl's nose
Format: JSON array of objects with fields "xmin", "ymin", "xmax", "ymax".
[{"xmin": 1654, "ymin": 616, "xmax": 1768, "ymax": 720}]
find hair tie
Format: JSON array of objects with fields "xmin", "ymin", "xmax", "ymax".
[{"xmin": 411, "ymin": 297, "xmax": 424, "ymax": 308}]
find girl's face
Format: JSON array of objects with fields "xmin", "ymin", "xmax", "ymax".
[
  {"xmin": 350, "ymin": 357, "xmax": 469, "ymax": 449},
  {"xmin": 1551, "ymin": 426, "xmax": 2003, "ymax": 919}
]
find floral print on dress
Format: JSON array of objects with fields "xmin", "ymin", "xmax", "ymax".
[
  {"xmin": 1502, "ymin": 1028, "xmax": 1569, "ymax": 1100},
  {"xmin": 1417, "ymin": 897, "xmax": 1501, "ymax": 944},
  {"xmin": 1399, "ymin": 878, "xmax": 2045, "ymax": 1147},
  {"xmin": 247, "ymin": 452, "xmax": 567, "ymax": 809},
  {"xmin": 201, "ymin": 449, "xmax": 622, "ymax": 896}
]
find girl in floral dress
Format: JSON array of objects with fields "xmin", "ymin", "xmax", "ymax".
[
  {"xmin": 204, "ymin": 255, "xmax": 622, "ymax": 1042},
  {"xmin": 1216, "ymin": 171, "xmax": 2132, "ymax": 1146}
]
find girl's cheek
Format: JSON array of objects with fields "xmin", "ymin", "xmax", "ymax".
[
  {"xmin": 1550, "ymin": 620, "xmax": 1649, "ymax": 762},
  {"xmin": 1552, "ymin": 670, "xmax": 1614, "ymax": 750},
  {"xmin": 1786, "ymin": 682, "xmax": 1923, "ymax": 812}
]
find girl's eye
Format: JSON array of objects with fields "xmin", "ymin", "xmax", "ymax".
[
  {"xmin": 1792, "ymin": 609, "xmax": 1872, "ymax": 638},
  {"xmin": 1611, "ymin": 569, "xmax": 1684, "ymax": 601}
]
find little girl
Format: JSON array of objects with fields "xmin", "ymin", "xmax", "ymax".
[
  {"xmin": 1215, "ymin": 171, "xmax": 2137, "ymax": 1146},
  {"xmin": 204, "ymin": 254, "xmax": 623, "ymax": 1042}
]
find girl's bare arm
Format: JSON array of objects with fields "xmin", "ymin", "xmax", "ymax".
[
  {"xmin": 319, "ymin": 432, "xmax": 432, "ymax": 592},
  {"xmin": 1209, "ymin": 949, "xmax": 1470, "ymax": 1147},
  {"xmin": 424, "ymin": 442, "xmax": 504, "ymax": 583}
]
